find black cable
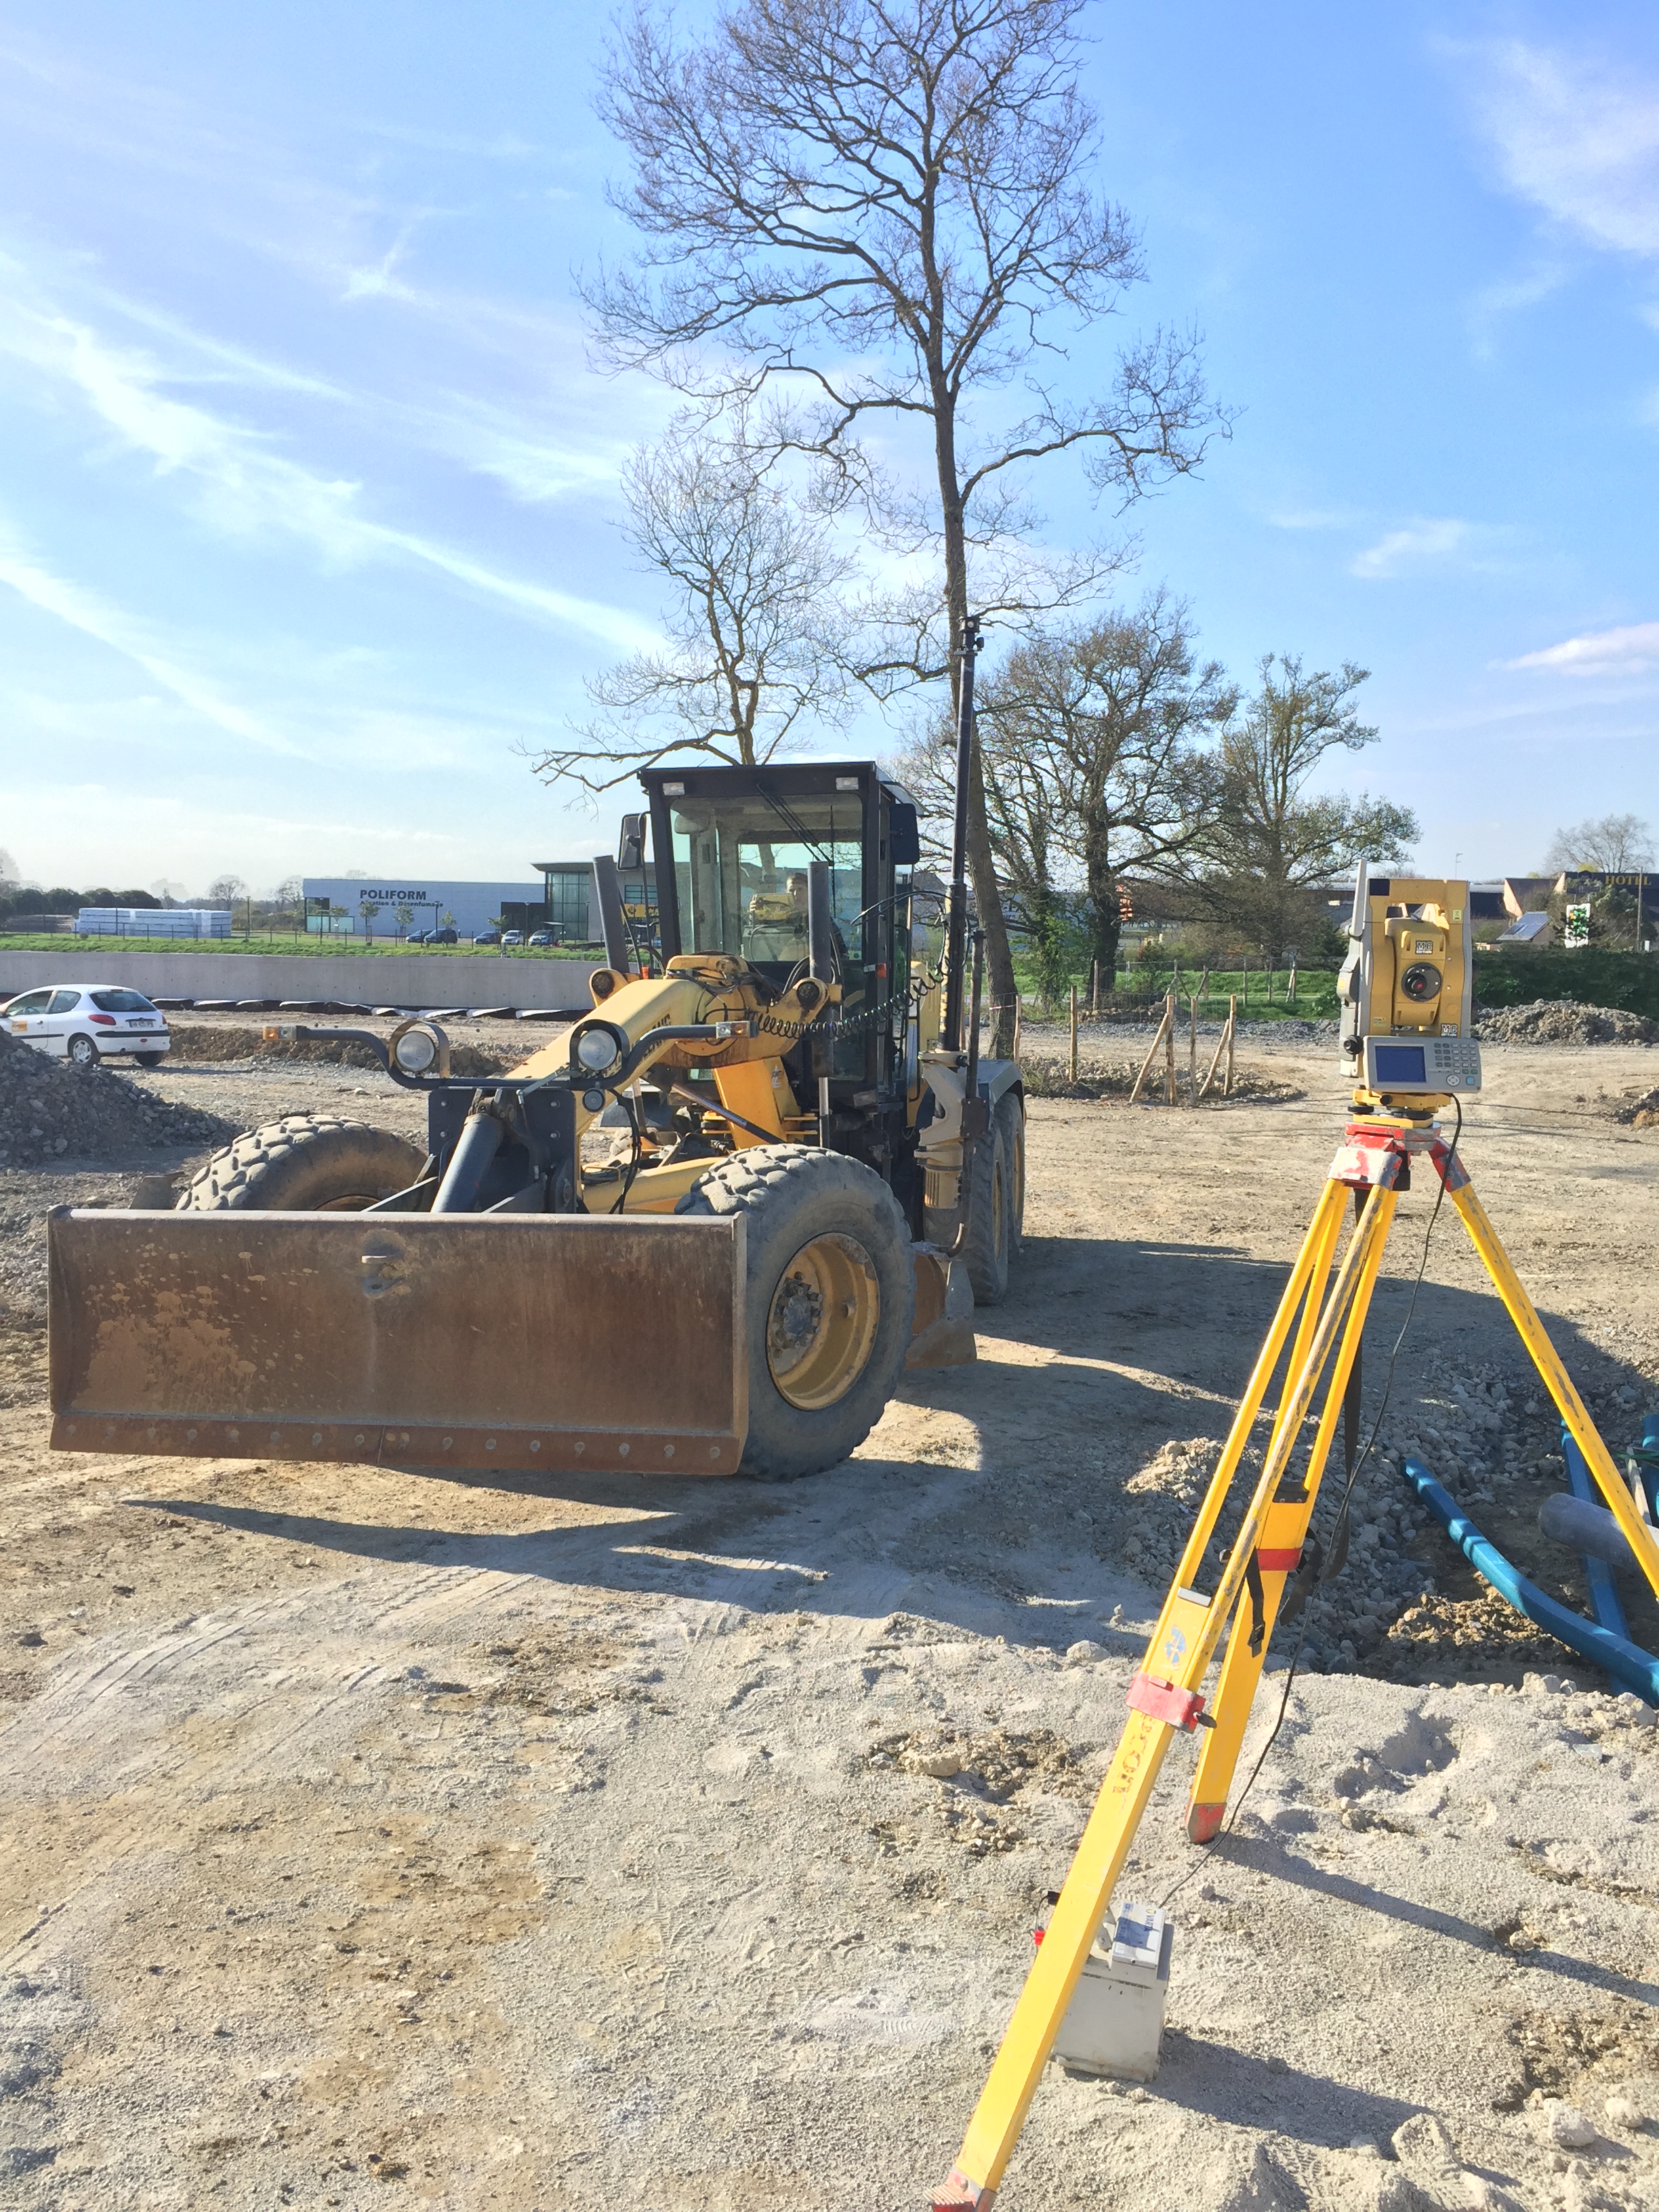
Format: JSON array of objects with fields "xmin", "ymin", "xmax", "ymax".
[
  {"xmin": 607, "ymin": 1092, "xmax": 643, "ymax": 1214},
  {"xmin": 1157, "ymin": 1095, "xmax": 1464, "ymax": 1901}
]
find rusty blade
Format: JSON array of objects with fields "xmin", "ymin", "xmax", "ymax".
[{"xmin": 48, "ymin": 1209, "xmax": 747, "ymax": 1474}]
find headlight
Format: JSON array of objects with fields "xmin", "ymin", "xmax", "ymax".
[
  {"xmin": 394, "ymin": 1029, "xmax": 438, "ymax": 1073},
  {"xmin": 575, "ymin": 1025, "xmax": 620, "ymax": 1073}
]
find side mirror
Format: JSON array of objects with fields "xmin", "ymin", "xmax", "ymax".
[
  {"xmin": 617, "ymin": 813, "xmax": 646, "ymax": 871},
  {"xmin": 888, "ymin": 801, "xmax": 921, "ymax": 867}
]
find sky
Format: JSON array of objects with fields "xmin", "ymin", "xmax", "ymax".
[{"xmin": 0, "ymin": 1, "xmax": 1656, "ymax": 894}]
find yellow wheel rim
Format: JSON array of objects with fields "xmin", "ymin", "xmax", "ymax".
[{"xmin": 765, "ymin": 1233, "xmax": 881, "ymax": 1410}]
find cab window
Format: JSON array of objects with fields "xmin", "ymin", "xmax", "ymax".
[
  {"xmin": 6, "ymin": 990, "xmax": 51, "ymax": 1015},
  {"xmin": 90, "ymin": 989, "xmax": 157, "ymax": 1013},
  {"xmin": 670, "ymin": 791, "xmax": 864, "ymax": 979}
]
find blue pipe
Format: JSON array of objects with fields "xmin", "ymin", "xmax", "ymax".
[
  {"xmin": 1561, "ymin": 1422, "xmax": 1631, "ymax": 1641},
  {"xmin": 1403, "ymin": 1456, "xmax": 1659, "ymax": 1705}
]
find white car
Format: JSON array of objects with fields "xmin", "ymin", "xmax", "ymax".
[{"xmin": 3, "ymin": 985, "xmax": 171, "ymax": 1068}]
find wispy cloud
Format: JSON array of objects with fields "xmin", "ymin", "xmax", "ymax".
[
  {"xmin": 1507, "ymin": 619, "xmax": 1659, "ymax": 674},
  {"xmin": 1456, "ymin": 39, "xmax": 1659, "ymax": 259},
  {"xmin": 0, "ymin": 281, "xmax": 655, "ymax": 651},
  {"xmin": 0, "ymin": 537, "xmax": 289, "ymax": 748},
  {"xmin": 1351, "ymin": 519, "xmax": 1471, "ymax": 580}
]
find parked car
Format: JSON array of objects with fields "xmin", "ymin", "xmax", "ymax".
[
  {"xmin": 406, "ymin": 928, "xmax": 430, "ymax": 945},
  {"xmin": 428, "ymin": 928, "xmax": 458, "ymax": 945},
  {"xmin": 500, "ymin": 930, "xmax": 524, "ymax": 947},
  {"xmin": 471, "ymin": 930, "xmax": 501, "ymax": 946},
  {"xmin": 3, "ymin": 984, "xmax": 171, "ymax": 1067},
  {"xmin": 527, "ymin": 930, "xmax": 553, "ymax": 947}
]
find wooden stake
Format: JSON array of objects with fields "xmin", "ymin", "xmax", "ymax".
[
  {"xmin": 1288, "ymin": 964, "xmax": 1298, "ymax": 1008},
  {"xmin": 1013, "ymin": 998, "xmax": 1022, "ymax": 1059},
  {"xmin": 1069, "ymin": 983, "xmax": 1079, "ymax": 1085},
  {"xmin": 1225, "ymin": 994, "xmax": 1237, "ymax": 1097},
  {"xmin": 1189, "ymin": 994, "xmax": 1198, "ymax": 1099},
  {"xmin": 1197, "ymin": 1010, "xmax": 1229, "ymax": 1100},
  {"xmin": 1128, "ymin": 1000, "xmax": 1172, "ymax": 1104},
  {"xmin": 1164, "ymin": 989, "xmax": 1177, "ymax": 1105}
]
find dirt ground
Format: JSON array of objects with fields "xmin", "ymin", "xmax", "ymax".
[{"xmin": 2, "ymin": 1028, "xmax": 1658, "ymax": 2211}]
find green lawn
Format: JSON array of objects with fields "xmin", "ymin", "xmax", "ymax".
[
  {"xmin": 1018, "ymin": 962, "xmax": 1342, "ymax": 1021},
  {"xmin": 0, "ymin": 933, "xmax": 600, "ymax": 959}
]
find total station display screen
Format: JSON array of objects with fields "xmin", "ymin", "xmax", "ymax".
[{"xmin": 1373, "ymin": 1043, "xmax": 1428, "ymax": 1084}]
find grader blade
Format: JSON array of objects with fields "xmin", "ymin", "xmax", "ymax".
[{"xmin": 48, "ymin": 1210, "xmax": 747, "ymax": 1474}]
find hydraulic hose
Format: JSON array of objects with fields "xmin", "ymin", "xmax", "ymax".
[{"xmin": 1404, "ymin": 1455, "xmax": 1659, "ymax": 1704}]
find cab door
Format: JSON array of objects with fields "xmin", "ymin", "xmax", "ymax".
[{"xmin": 5, "ymin": 989, "xmax": 53, "ymax": 1049}]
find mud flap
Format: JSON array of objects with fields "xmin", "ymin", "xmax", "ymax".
[
  {"xmin": 48, "ymin": 1209, "xmax": 747, "ymax": 1475},
  {"xmin": 906, "ymin": 1244, "xmax": 977, "ymax": 1372}
]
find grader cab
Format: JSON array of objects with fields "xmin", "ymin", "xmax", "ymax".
[{"xmin": 50, "ymin": 738, "xmax": 1025, "ymax": 1483}]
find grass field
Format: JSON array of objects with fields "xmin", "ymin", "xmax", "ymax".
[{"xmin": 1019, "ymin": 961, "xmax": 1343, "ymax": 1021}]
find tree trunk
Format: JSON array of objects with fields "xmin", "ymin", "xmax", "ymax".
[
  {"xmin": 1082, "ymin": 810, "xmax": 1122, "ymax": 989},
  {"xmin": 935, "ymin": 393, "xmax": 1018, "ymax": 1058}
]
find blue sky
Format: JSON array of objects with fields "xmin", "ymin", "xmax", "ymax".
[{"xmin": 0, "ymin": 1, "xmax": 1656, "ymax": 894}]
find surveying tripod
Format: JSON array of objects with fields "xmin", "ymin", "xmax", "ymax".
[{"xmin": 932, "ymin": 1102, "xmax": 1659, "ymax": 2211}]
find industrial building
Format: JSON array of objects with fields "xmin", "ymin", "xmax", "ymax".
[{"xmin": 302, "ymin": 861, "xmax": 657, "ymax": 941}]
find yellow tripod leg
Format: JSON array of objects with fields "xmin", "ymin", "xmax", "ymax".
[
  {"xmin": 1187, "ymin": 1187, "xmax": 1395, "ymax": 1839},
  {"xmin": 1449, "ymin": 1175, "xmax": 1659, "ymax": 1603},
  {"xmin": 933, "ymin": 1184, "xmax": 1397, "ymax": 2211},
  {"xmin": 1165, "ymin": 1178, "xmax": 1351, "ymax": 1597}
]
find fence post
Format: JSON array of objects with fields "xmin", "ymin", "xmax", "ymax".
[
  {"xmin": 1069, "ymin": 984, "xmax": 1079, "ymax": 1085},
  {"xmin": 1225, "ymin": 995, "xmax": 1236, "ymax": 1097},
  {"xmin": 1164, "ymin": 990, "xmax": 1176, "ymax": 1105},
  {"xmin": 1091, "ymin": 960, "xmax": 1099, "ymax": 1017},
  {"xmin": 1288, "ymin": 964, "xmax": 1298, "ymax": 1008},
  {"xmin": 1189, "ymin": 994, "xmax": 1198, "ymax": 1098}
]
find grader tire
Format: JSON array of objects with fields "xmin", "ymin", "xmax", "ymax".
[
  {"xmin": 961, "ymin": 1105, "xmax": 1012, "ymax": 1307},
  {"xmin": 177, "ymin": 1115, "xmax": 426, "ymax": 1212},
  {"xmin": 674, "ymin": 1143, "xmax": 915, "ymax": 1481},
  {"xmin": 998, "ymin": 1090, "xmax": 1027, "ymax": 1256}
]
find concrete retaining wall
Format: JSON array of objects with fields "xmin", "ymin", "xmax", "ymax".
[{"xmin": 0, "ymin": 947, "xmax": 605, "ymax": 1012}]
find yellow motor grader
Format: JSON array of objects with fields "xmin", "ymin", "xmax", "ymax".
[{"xmin": 49, "ymin": 677, "xmax": 1025, "ymax": 1481}]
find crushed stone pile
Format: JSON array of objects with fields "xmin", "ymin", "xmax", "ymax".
[
  {"xmin": 1112, "ymin": 1357, "xmax": 1658, "ymax": 1685},
  {"xmin": 1475, "ymin": 999, "xmax": 1658, "ymax": 1046},
  {"xmin": 0, "ymin": 1029, "xmax": 237, "ymax": 1167},
  {"xmin": 1615, "ymin": 1084, "xmax": 1659, "ymax": 1129},
  {"xmin": 166, "ymin": 1024, "xmax": 512, "ymax": 1076}
]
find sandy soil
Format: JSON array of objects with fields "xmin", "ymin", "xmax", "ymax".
[{"xmin": 2, "ymin": 1033, "xmax": 1658, "ymax": 2211}]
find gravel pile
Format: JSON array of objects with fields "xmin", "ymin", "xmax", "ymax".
[
  {"xmin": 0, "ymin": 1031, "xmax": 237, "ymax": 1167},
  {"xmin": 1614, "ymin": 1084, "xmax": 1659, "ymax": 1130},
  {"xmin": 1474, "ymin": 999, "xmax": 1659, "ymax": 1046}
]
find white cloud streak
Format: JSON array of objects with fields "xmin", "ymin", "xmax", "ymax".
[
  {"xmin": 1508, "ymin": 619, "xmax": 1659, "ymax": 674},
  {"xmin": 0, "ymin": 282, "xmax": 656, "ymax": 652},
  {"xmin": 0, "ymin": 540, "xmax": 289, "ymax": 747},
  {"xmin": 1350, "ymin": 519, "xmax": 1471, "ymax": 580},
  {"xmin": 1460, "ymin": 39, "xmax": 1659, "ymax": 258}
]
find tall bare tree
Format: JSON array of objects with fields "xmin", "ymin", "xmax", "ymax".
[
  {"xmin": 980, "ymin": 592, "xmax": 1232, "ymax": 979},
  {"xmin": 1542, "ymin": 813, "xmax": 1654, "ymax": 873},
  {"xmin": 1177, "ymin": 656, "xmax": 1415, "ymax": 955},
  {"xmin": 529, "ymin": 409, "xmax": 858, "ymax": 793},
  {"xmin": 589, "ymin": 0, "xmax": 1226, "ymax": 1048}
]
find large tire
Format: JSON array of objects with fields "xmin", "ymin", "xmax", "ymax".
[
  {"xmin": 961, "ymin": 1107, "xmax": 1012, "ymax": 1306},
  {"xmin": 674, "ymin": 1143, "xmax": 915, "ymax": 1481},
  {"xmin": 178, "ymin": 1115, "xmax": 426, "ymax": 1212},
  {"xmin": 998, "ymin": 1090, "xmax": 1026, "ymax": 1256}
]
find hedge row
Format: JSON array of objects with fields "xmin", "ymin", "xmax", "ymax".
[{"xmin": 1473, "ymin": 947, "xmax": 1659, "ymax": 1018}]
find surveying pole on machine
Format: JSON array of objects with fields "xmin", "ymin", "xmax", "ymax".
[{"xmin": 928, "ymin": 867, "xmax": 1659, "ymax": 2212}]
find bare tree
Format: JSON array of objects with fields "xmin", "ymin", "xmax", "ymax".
[
  {"xmin": 1542, "ymin": 813, "xmax": 1655, "ymax": 873},
  {"xmin": 980, "ymin": 593, "xmax": 1231, "ymax": 980},
  {"xmin": 206, "ymin": 874, "xmax": 245, "ymax": 909},
  {"xmin": 589, "ymin": 0, "xmax": 1227, "ymax": 1048},
  {"xmin": 0, "ymin": 846, "xmax": 20, "ymax": 888},
  {"xmin": 530, "ymin": 407, "xmax": 859, "ymax": 794},
  {"xmin": 1176, "ymin": 657, "xmax": 1415, "ymax": 954}
]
